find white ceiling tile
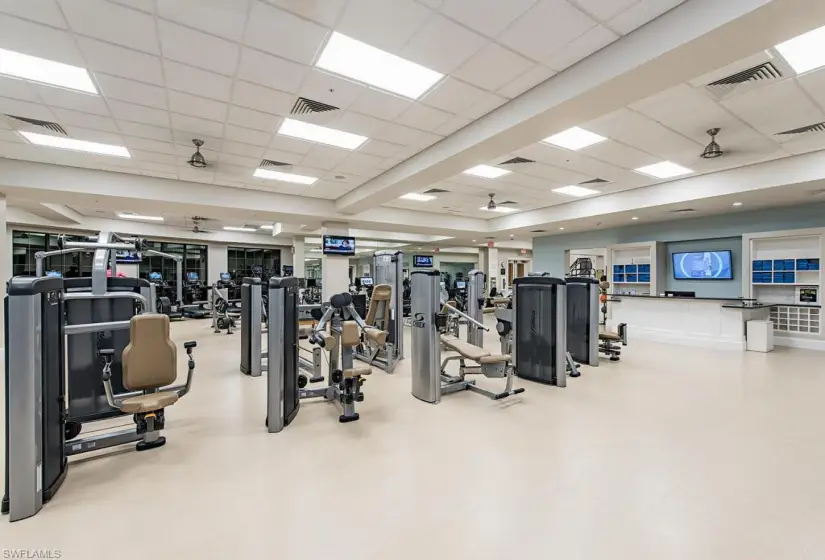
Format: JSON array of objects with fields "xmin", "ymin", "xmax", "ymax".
[
  {"xmin": 168, "ymin": 91, "xmax": 228, "ymax": 122},
  {"xmin": 544, "ymin": 23, "xmax": 617, "ymax": 71},
  {"xmin": 157, "ymin": 0, "xmax": 251, "ymax": 42},
  {"xmin": 607, "ymin": 0, "xmax": 684, "ymax": 35},
  {"xmin": 372, "ymin": 122, "xmax": 425, "ymax": 145},
  {"xmin": 95, "ymin": 73, "xmax": 168, "ymax": 110},
  {"xmin": 227, "ymin": 105, "xmax": 280, "ymax": 132},
  {"xmin": 171, "ymin": 113, "xmax": 225, "ymax": 138},
  {"xmin": 0, "ymin": 76, "xmax": 40, "ymax": 102},
  {"xmin": 497, "ymin": 65, "xmax": 556, "ymax": 98},
  {"xmin": 107, "ymin": 0, "xmax": 154, "ymax": 12},
  {"xmin": 334, "ymin": 158, "xmax": 384, "ymax": 178},
  {"xmin": 0, "ymin": 13, "xmax": 84, "ymax": 65},
  {"xmin": 158, "ymin": 20, "xmax": 240, "ymax": 76},
  {"xmin": 244, "ymin": 1, "xmax": 329, "ymax": 65},
  {"xmin": 349, "ymin": 88, "xmax": 413, "ymax": 121},
  {"xmin": 422, "ymin": 78, "xmax": 485, "ymax": 114},
  {"xmin": 51, "ymin": 109, "xmax": 120, "ymax": 133},
  {"xmin": 416, "ymin": 0, "xmax": 443, "ymax": 8},
  {"xmin": 31, "ymin": 84, "xmax": 111, "ymax": 116},
  {"xmin": 59, "ymin": 0, "xmax": 159, "ymax": 54},
  {"xmin": 139, "ymin": 161, "xmax": 179, "ymax": 174},
  {"xmin": 300, "ymin": 144, "xmax": 351, "ymax": 170},
  {"xmin": 400, "ymin": 14, "xmax": 487, "ymax": 75},
  {"xmin": 500, "ymin": 0, "xmax": 596, "ymax": 62},
  {"xmin": 237, "ymin": 48, "xmax": 307, "ymax": 95},
  {"xmin": 395, "ymin": 103, "xmax": 453, "ymax": 132},
  {"xmin": 116, "ymin": 120, "xmax": 173, "ymax": 142},
  {"xmin": 343, "ymin": 151, "xmax": 386, "ymax": 169},
  {"xmin": 141, "ymin": 170, "xmax": 177, "ymax": 179},
  {"xmin": 221, "ymin": 140, "xmax": 265, "ymax": 159},
  {"xmin": 269, "ymin": 133, "xmax": 314, "ymax": 154},
  {"xmin": 108, "ymin": 100, "xmax": 170, "ymax": 127},
  {"xmin": 78, "ymin": 37, "xmax": 164, "ymax": 85},
  {"xmin": 62, "ymin": 126, "xmax": 124, "ymax": 145},
  {"xmin": 781, "ymin": 133, "xmax": 825, "ymax": 156},
  {"xmin": 433, "ymin": 115, "xmax": 472, "ymax": 136},
  {"xmin": 0, "ymin": 128, "xmax": 24, "ymax": 143},
  {"xmin": 225, "ymin": 124, "xmax": 273, "ymax": 147},
  {"xmin": 721, "ymin": 81, "xmax": 825, "ymax": 137},
  {"xmin": 178, "ymin": 167, "xmax": 215, "ymax": 183},
  {"xmin": 572, "ymin": 0, "xmax": 639, "ymax": 21},
  {"xmin": 231, "ymin": 81, "xmax": 294, "ymax": 116},
  {"xmin": 0, "ymin": 139, "xmax": 54, "ymax": 162},
  {"xmin": 262, "ymin": 148, "xmax": 303, "ymax": 164},
  {"xmin": 217, "ymin": 152, "xmax": 259, "ymax": 168},
  {"xmin": 338, "ymin": 0, "xmax": 430, "ymax": 52},
  {"xmin": 358, "ymin": 139, "xmax": 403, "ymax": 158},
  {"xmin": 163, "ymin": 60, "xmax": 233, "ymax": 102},
  {"xmin": 0, "ymin": 97, "xmax": 56, "ymax": 121},
  {"xmin": 122, "ymin": 136, "xmax": 176, "ymax": 155},
  {"xmin": 440, "ymin": 0, "xmax": 537, "ymax": 38},
  {"xmin": 329, "ymin": 111, "xmax": 388, "ymax": 137},
  {"xmin": 299, "ymin": 69, "xmax": 367, "ymax": 112},
  {"xmin": 263, "ymin": 0, "xmax": 346, "ymax": 27},
  {"xmin": 0, "ymin": 0, "xmax": 67, "ymax": 28},
  {"xmin": 583, "ymin": 140, "xmax": 659, "ymax": 169},
  {"xmin": 797, "ymin": 68, "xmax": 825, "ymax": 109},
  {"xmin": 453, "ymin": 43, "xmax": 534, "ymax": 92},
  {"xmin": 130, "ymin": 150, "xmax": 178, "ymax": 164},
  {"xmin": 457, "ymin": 91, "xmax": 507, "ymax": 119}
]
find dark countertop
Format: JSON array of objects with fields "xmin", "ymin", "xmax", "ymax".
[
  {"xmin": 608, "ymin": 294, "xmax": 754, "ymax": 303},
  {"xmin": 608, "ymin": 294, "xmax": 821, "ymax": 309}
]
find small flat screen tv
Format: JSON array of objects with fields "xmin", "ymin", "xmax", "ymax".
[
  {"xmin": 283, "ymin": 265, "xmax": 294, "ymax": 276},
  {"xmin": 186, "ymin": 272, "xmax": 200, "ymax": 282},
  {"xmin": 672, "ymin": 250, "xmax": 733, "ymax": 280},
  {"xmin": 148, "ymin": 272, "xmax": 162, "ymax": 282},
  {"xmin": 220, "ymin": 272, "xmax": 232, "ymax": 281},
  {"xmin": 413, "ymin": 255, "xmax": 433, "ymax": 268},
  {"xmin": 116, "ymin": 250, "xmax": 142, "ymax": 263},
  {"xmin": 361, "ymin": 277, "xmax": 374, "ymax": 286},
  {"xmin": 46, "ymin": 270, "xmax": 62, "ymax": 278},
  {"xmin": 455, "ymin": 281, "xmax": 466, "ymax": 289},
  {"xmin": 323, "ymin": 235, "xmax": 356, "ymax": 256}
]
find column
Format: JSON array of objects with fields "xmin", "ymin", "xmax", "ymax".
[
  {"xmin": 207, "ymin": 243, "xmax": 227, "ymax": 283},
  {"xmin": 0, "ymin": 197, "xmax": 8, "ymax": 347},
  {"xmin": 477, "ymin": 248, "xmax": 486, "ymax": 274},
  {"xmin": 321, "ymin": 223, "xmax": 349, "ymax": 301},
  {"xmin": 486, "ymin": 247, "xmax": 499, "ymax": 293},
  {"xmin": 292, "ymin": 237, "xmax": 305, "ymax": 278}
]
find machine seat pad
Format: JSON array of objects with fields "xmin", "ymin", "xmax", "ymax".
[
  {"xmin": 119, "ymin": 391, "xmax": 179, "ymax": 414},
  {"xmin": 482, "ymin": 307, "xmax": 498, "ymax": 314},
  {"xmin": 478, "ymin": 354, "xmax": 511, "ymax": 365},
  {"xmin": 599, "ymin": 332, "xmax": 623, "ymax": 342},
  {"xmin": 343, "ymin": 366, "xmax": 372, "ymax": 378},
  {"xmin": 364, "ymin": 327, "xmax": 388, "ymax": 345},
  {"xmin": 440, "ymin": 335, "xmax": 490, "ymax": 361}
]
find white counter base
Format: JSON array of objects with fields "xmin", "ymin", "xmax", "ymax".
[{"xmin": 607, "ymin": 297, "xmax": 770, "ymax": 351}]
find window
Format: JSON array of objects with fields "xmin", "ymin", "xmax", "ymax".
[
  {"xmin": 138, "ymin": 241, "xmax": 207, "ymax": 291},
  {"xmin": 13, "ymin": 230, "xmax": 94, "ymax": 277},
  {"xmin": 227, "ymin": 247, "xmax": 282, "ymax": 282}
]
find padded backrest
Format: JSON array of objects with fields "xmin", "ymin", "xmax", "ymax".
[
  {"xmin": 341, "ymin": 321, "xmax": 361, "ymax": 347},
  {"xmin": 122, "ymin": 314, "xmax": 177, "ymax": 390},
  {"xmin": 365, "ymin": 284, "xmax": 392, "ymax": 326}
]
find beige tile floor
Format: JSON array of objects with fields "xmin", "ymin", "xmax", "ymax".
[{"xmin": 2, "ymin": 316, "xmax": 825, "ymax": 560}]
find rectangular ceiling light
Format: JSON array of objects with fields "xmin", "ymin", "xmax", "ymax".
[
  {"xmin": 253, "ymin": 167, "xmax": 317, "ymax": 185},
  {"xmin": 259, "ymin": 225, "xmax": 274, "ymax": 230},
  {"xmin": 317, "ymin": 32, "xmax": 443, "ymax": 100},
  {"xmin": 479, "ymin": 206, "xmax": 516, "ymax": 213},
  {"xmin": 542, "ymin": 127, "xmax": 607, "ymax": 150},
  {"xmin": 463, "ymin": 165, "xmax": 512, "ymax": 179},
  {"xmin": 775, "ymin": 24, "xmax": 825, "ymax": 74},
  {"xmin": 278, "ymin": 118, "xmax": 367, "ymax": 150},
  {"xmin": 19, "ymin": 131, "xmax": 130, "ymax": 158},
  {"xmin": 400, "ymin": 193, "xmax": 436, "ymax": 201},
  {"xmin": 635, "ymin": 161, "xmax": 693, "ymax": 179},
  {"xmin": 223, "ymin": 226, "xmax": 257, "ymax": 232},
  {"xmin": 553, "ymin": 185, "xmax": 600, "ymax": 197},
  {"xmin": 117, "ymin": 213, "xmax": 164, "ymax": 221},
  {"xmin": 0, "ymin": 47, "xmax": 97, "ymax": 93}
]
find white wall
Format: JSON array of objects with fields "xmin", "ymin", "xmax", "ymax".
[{"xmin": 208, "ymin": 243, "xmax": 228, "ymax": 283}]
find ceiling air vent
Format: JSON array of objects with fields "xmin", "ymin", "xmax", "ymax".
[
  {"xmin": 669, "ymin": 208, "xmax": 697, "ymax": 214},
  {"xmin": 6, "ymin": 115, "xmax": 67, "ymax": 135},
  {"xmin": 708, "ymin": 61, "xmax": 782, "ymax": 87},
  {"xmin": 290, "ymin": 97, "xmax": 339, "ymax": 115},
  {"xmin": 580, "ymin": 178, "xmax": 609, "ymax": 185},
  {"xmin": 259, "ymin": 159, "xmax": 292, "ymax": 168},
  {"xmin": 776, "ymin": 122, "xmax": 825, "ymax": 136},
  {"xmin": 424, "ymin": 188, "xmax": 450, "ymax": 194},
  {"xmin": 499, "ymin": 200, "xmax": 517, "ymax": 205},
  {"xmin": 530, "ymin": 230, "xmax": 547, "ymax": 233},
  {"xmin": 500, "ymin": 157, "xmax": 535, "ymax": 165}
]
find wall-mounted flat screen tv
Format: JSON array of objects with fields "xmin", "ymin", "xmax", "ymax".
[
  {"xmin": 413, "ymin": 255, "xmax": 433, "ymax": 268},
  {"xmin": 323, "ymin": 235, "xmax": 356, "ymax": 256},
  {"xmin": 672, "ymin": 250, "xmax": 733, "ymax": 280}
]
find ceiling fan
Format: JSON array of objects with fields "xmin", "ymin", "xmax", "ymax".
[
  {"xmin": 183, "ymin": 216, "xmax": 213, "ymax": 233},
  {"xmin": 487, "ymin": 193, "xmax": 497, "ymax": 210}
]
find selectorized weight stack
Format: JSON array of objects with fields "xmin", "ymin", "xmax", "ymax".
[
  {"xmin": 466, "ymin": 269, "xmax": 485, "ymax": 347},
  {"xmin": 353, "ymin": 250, "xmax": 404, "ymax": 372},
  {"xmin": 565, "ymin": 277, "xmax": 600, "ymax": 367},
  {"xmin": 240, "ymin": 277, "xmax": 264, "ymax": 377}
]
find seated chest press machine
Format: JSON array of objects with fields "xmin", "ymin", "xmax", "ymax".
[{"xmin": 411, "ymin": 270, "xmax": 524, "ymax": 404}]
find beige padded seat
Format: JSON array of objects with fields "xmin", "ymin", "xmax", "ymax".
[
  {"xmin": 119, "ymin": 392, "xmax": 179, "ymax": 414},
  {"xmin": 478, "ymin": 354, "xmax": 511, "ymax": 364},
  {"xmin": 600, "ymin": 332, "xmax": 623, "ymax": 342},
  {"xmin": 364, "ymin": 327, "xmax": 387, "ymax": 345},
  {"xmin": 440, "ymin": 334, "xmax": 490, "ymax": 361},
  {"xmin": 343, "ymin": 366, "xmax": 372, "ymax": 378}
]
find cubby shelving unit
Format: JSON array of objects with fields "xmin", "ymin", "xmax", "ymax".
[{"xmin": 606, "ymin": 242, "xmax": 663, "ymax": 296}]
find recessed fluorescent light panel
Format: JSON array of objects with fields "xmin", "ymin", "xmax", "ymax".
[
  {"xmin": 480, "ymin": 206, "xmax": 516, "ymax": 213},
  {"xmin": 278, "ymin": 118, "xmax": 367, "ymax": 150},
  {"xmin": 117, "ymin": 213, "xmax": 163, "ymax": 221},
  {"xmin": 552, "ymin": 185, "xmax": 599, "ymax": 197},
  {"xmin": 543, "ymin": 127, "xmax": 607, "ymax": 151},
  {"xmin": 775, "ymin": 24, "xmax": 825, "ymax": 74},
  {"xmin": 317, "ymin": 32, "xmax": 443, "ymax": 99},
  {"xmin": 463, "ymin": 165, "xmax": 512, "ymax": 179},
  {"xmin": 19, "ymin": 131, "xmax": 130, "ymax": 158},
  {"xmin": 223, "ymin": 226, "xmax": 257, "ymax": 232},
  {"xmin": 400, "ymin": 193, "xmax": 436, "ymax": 201},
  {"xmin": 253, "ymin": 168, "xmax": 317, "ymax": 185},
  {"xmin": 259, "ymin": 225, "xmax": 274, "ymax": 230},
  {"xmin": 635, "ymin": 161, "xmax": 693, "ymax": 179},
  {"xmin": 0, "ymin": 47, "xmax": 97, "ymax": 93}
]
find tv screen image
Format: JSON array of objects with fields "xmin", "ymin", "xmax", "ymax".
[
  {"xmin": 186, "ymin": 272, "xmax": 200, "ymax": 282},
  {"xmin": 220, "ymin": 272, "xmax": 232, "ymax": 281},
  {"xmin": 323, "ymin": 235, "xmax": 356, "ymax": 255},
  {"xmin": 455, "ymin": 281, "xmax": 466, "ymax": 289},
  {"xmin": 413, "ymin": 255, "xmax": 433, "ymax": 267},
  {"xmin": 672, "ymin": 251, "xmax": 733, "ymax": 280},
  {"xmin": 361, "ymin": 277, "xmax": 374, "ymax": 286},
  {"xmin": 148, "ymin": 272, "xmax": 162, "ymax": 281},
  {"xmin": 115, "ymin": 250, "xmax": 142, "ymax": 263}
]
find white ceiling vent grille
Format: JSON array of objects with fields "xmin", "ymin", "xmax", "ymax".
[
  {"xmin": 702, "ymin": 56, "xmax": 790, "ymax": 100},
  {"xmin": 776, "ymin": 122, "xmax": 825, "ymax": 136},
  {"xmin": 5, "ymin": 114, "xmax": 67, "ymax": 135},
  {"xmin": 290, "ymin": 97, "xmax": 339, "ymax": 115}
]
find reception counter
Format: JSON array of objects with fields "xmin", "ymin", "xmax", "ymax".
[{"xmin": 606, "ymin": 295, "xmax": 772, "ymax": 350}]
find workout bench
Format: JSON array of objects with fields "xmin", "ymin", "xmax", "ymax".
[{"xmin": 439, "ymin": 334, "xmax": 524, "ymax": 400}]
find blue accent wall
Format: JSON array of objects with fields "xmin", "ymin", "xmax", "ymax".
[
  {"xmin": 533, "ymin": 202, "xmax": 825, "ymax": 289},
  {"xmin": 665, "ymin": 237, "xmax": 742, "ymax": 297}
]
